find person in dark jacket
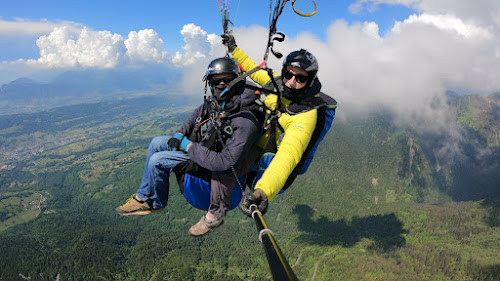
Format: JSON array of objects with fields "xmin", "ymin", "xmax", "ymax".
[{"xmin": 115, "ymin": 57, "xmax": 262, "ymax": 236}]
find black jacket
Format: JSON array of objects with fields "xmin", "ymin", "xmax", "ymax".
[{"xmin": 174, "ymin": 84, "xmax": 263, "ymax": 181}]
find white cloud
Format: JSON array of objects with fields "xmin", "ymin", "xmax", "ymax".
[
  {"xmin": 0, "ymin": 17, "xmax": 82, "ymax": 36},
  {"xmin": 171, "ymin": 23, "xmax": 215, "ymax": 66},
  {"xmin": 393, "ymin": 13, "xmax": 492, "ymax": 39},
  {"xmin": 125, "ymin": 29, "xmax": 168, "ymax": 64},
  {"xmin": 230, "ymin": 5, "xmax": 500, "ymax": 137},
  {"xmin": 18, "ymin": 23, "xmax": 220, "ymax": 70},
  {"xmin": 1, "ymin": 2, "xmax": 499, "ymax": 127},
  {"xmin": 416, "ymin": 0, "xmax": 500, "ymax": 27},
  {"xmin": 169, "ymin": 23, "xmax": 226, "ymax": 95},
  {"xmin": 350, "ymin": 0, "xmax": 500, "ymax": 28},
  {"xmin": 349, "ymin": 0, "xmax": 419, "ymax": 14},
  {"xmin": 27, "ymin": 26, "xmax": 127, "ymax": 68},
  {"xmin": 319, "ymin": 0, "xmax": 500, "ymax": 133}
]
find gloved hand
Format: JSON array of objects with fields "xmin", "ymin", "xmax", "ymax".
[
  {"xmin": 180, "ymin": 137, "xmax": 192, "ymax": 152},
  {"xmin": 167, "ymin": 132, "xmax": 183, "ymax": 151},
  {"xmin": 239, "ymin": 189, "xmax": 268, "ymax": 217},
  {"xmin": 221, "ymin": 33, "xmax": 237, "ymax": 52}
]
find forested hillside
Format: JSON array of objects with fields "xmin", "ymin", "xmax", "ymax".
[{"xmin": 0, "ymin": 93, "xmax": 499, "ymax": 280}]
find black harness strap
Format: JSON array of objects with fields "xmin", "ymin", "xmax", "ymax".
[
  {"xmin": 222, "ymin": 64, "xmax": 268, "ymax": 96},
  {"xmin": 265, "ymin": 0, "xmax": 289, "ymax": 61}
]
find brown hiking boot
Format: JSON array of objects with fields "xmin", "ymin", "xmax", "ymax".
[
  {"xmin": 188, "ymin": 215, "xmax": 224, "ymax": 236},
  {"xmin": 115, "ymin": 194, "xmax": 163, "ymax": 216}
]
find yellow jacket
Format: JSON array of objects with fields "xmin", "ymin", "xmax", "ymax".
[{"xmin": 232, "ymin": 47, "xmax": 318, "ymax": 200}]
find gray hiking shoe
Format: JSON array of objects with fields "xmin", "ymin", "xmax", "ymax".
[
  {"xmin": 115, "ymin": 194, "xmax": 163, "ymax": 216},
  {"xmin": 188, "ymin": 215, "xmax": 224, "ymax": 236}
]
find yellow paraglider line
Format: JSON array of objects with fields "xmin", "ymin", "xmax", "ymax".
[{"xmin": 292, "ymin": 0, "xmax": 317, "ymax": 17}]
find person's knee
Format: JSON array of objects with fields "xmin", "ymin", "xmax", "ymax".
[
  {"xmin": 148, "ymin": 153, "xmax": 163, "ymax": 169},
  {"xmin": 149, "ymin": 136, "xmax": 171, "ymax": 152},
  {"xmin": 151, "ymin": 136, "xmax": 165, "ymax": 146}
]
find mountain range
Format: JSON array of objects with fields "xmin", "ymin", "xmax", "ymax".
[{"xmin": 0, "ymin": 67, "xmax": 182, "ymax": 115}]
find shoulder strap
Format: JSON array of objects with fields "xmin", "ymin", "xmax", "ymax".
[{"xmin": 187, "ymin": 99, "xmax": 207, "ymax": 142}]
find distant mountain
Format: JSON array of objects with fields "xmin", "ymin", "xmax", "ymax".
[
  {"xmin": 0, "ymin": 77, "xmax": 63, "ymax": 100},
  {"xmin": 451, "ymin": 91, "xmax": 500, "ymax": 147},
  {"xmin": 49, "ymin": 66, "xmax": 181, "ymax": 93},
  {"xmin": 0, "ymin": 66, "xmax": 182, "ymax": 115}
]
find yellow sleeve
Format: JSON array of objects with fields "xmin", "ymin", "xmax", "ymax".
[
  {"xmin": 232, "ymin": 47, "xmax": 274, "ymax": 87},
  {"xmin": 254, "ymin": 109, "xmax": 318, "ymax": 200}
]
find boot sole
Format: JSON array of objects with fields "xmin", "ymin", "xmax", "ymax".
[
  {"xmin": 116, "ymin": 208, "xmax": 164, "ymax": 216},
  {"xmin": 189, "ymin": 220, "xmax": 224, "ymax": 236}
]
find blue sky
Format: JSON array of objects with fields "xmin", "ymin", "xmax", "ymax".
[{"xmin": 1, "ymin": 0, "xmax": 415, "ymax": 61}]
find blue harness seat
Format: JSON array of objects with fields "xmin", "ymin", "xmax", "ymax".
[{"xmin": 181, "ymin": 173, "xmax": 246, "ymax": 210}]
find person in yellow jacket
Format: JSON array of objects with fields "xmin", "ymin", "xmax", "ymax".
[{"xmin": 222, "ymin": 33, "xmax": 337, "ymax": 216}]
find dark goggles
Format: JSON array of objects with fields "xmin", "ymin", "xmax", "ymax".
[
  {"xmin": 209, "ymin": 76, "xmax": 234, "ymax": 85},
  {"xmin": 283, "ymin": 70, "xmax": 309, "ymax": 83}
]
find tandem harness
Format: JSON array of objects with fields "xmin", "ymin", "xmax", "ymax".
[
  {"xmin": 173, "ymin": 88, "xmax": 264, "ymax": 210},
  {"xmin": 219, "ymin": 66, "xmax": 337, "ymax": 195},
  {"xmin": 247, "ymin": 89, "xmax": 338, "ymax": 194}
]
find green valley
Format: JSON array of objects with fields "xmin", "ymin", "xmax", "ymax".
[{"xmin": 0, "ymin": 93, "xmax": 499, "ymax": 280}]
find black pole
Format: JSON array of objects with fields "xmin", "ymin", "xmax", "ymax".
[{"xmin": 250, "ymin": 205, "xmax": 299, "ymax": 281}]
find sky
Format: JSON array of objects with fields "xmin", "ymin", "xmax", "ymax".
[
  {"xmin": 0, "ymin": 1, "xmax": 414, "ymax": 61},
  {"xmin": 1, "ymin": 0, "xmax": 500, "ymax": 148}
]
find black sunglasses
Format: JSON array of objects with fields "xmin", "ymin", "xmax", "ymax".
[
  {"xmin": 283, "ymin": 70, "xmax": 309, "ymax": 83},
  {"xmin": 209, "ymin": 76, "xmax": 234, "ymax": 85}
]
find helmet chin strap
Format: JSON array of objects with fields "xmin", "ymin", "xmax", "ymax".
[
  {"xmin": 219, "ymin": 88, "xmax": 229, "ymax": 109},
  {"xmin": 210, "ymin": 85, "xmax": 230, "ymax": 109}
]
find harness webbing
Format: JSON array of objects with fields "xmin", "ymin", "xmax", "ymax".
[
  {"xmin": 200, "ymin": 94, "xmax": 263, "ymax": 196},
  {"xmin": 210, "ymin": 110, "xmax": 246, "ymax": 194},
  {"xmin": 220, "ymin": 65, "xmax": 264, "ymax": 97},
  {"xmin": 264, "ymin": 0, "xmax": 289, "ymax": 61}
]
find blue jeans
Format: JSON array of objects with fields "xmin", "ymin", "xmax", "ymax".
[{"xmin": 135, "ymin": 136, "xmax": 190, "ymax": 209}]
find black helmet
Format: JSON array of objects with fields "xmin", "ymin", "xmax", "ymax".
[
  {"xmin": 206, "ymin": 57, "xmax": 240, "ymax": 79},
  {"xmin": 282, "ymin": 49, "xmax": 318, "ymax": 85},
  {"xmin": 205, "ymin": 57, "xmax": 243, "ymax": 105}
]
